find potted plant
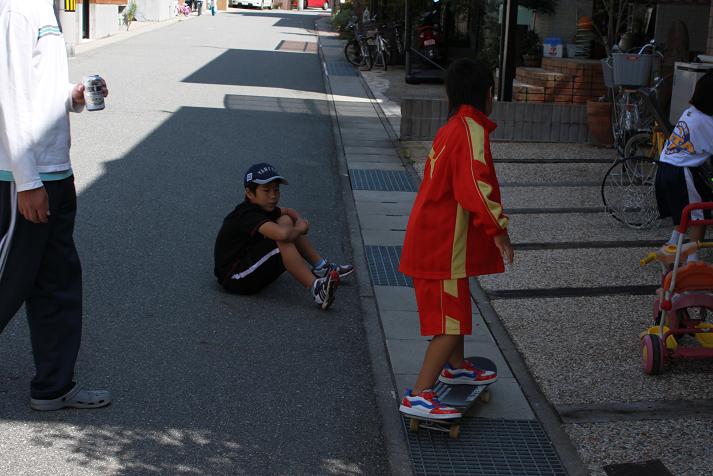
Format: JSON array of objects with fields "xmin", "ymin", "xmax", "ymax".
[
  {"xmin": 521, "ymin": 30, "xmax": 542, "ymax": 67},
  {"xmin": 123, "ymin": 1, "xmax": 137, "ymax": 30}
]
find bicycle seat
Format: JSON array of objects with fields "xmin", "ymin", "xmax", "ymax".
[{"xmin": 663, "ymin": 262, "xmax": 713, "ymax": 293}]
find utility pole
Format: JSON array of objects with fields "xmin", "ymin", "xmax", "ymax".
[{"xmin": 498, "ymin": 0, "xmax": 518, "ymax": 101}]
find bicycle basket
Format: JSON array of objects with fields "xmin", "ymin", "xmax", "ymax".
[
  {"xmin": 601, "ymin": 57, "xmax": 615, "ymax": 88},
  {"xmin": 612, "ymin": 53, "xmax": 659, "ymax": 87}
]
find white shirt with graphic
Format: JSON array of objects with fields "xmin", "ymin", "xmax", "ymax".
[{"xmin": 659, "ymin": 106, "xmax": 713, "ymax": 168}]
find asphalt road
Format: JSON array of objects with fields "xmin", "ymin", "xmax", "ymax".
[{"xmin": 0, "ymin": 10, "xmax": 388, "ymax": 475}]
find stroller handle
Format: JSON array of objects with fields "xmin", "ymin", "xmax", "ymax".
[{"xmin": 678, "ymin": 202, "xmax": 713, "ymax": 233}]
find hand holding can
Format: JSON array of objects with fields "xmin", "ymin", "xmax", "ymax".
[{"xmin": 83, "ymin": 75, "xmax": 106, "ymax": 111}]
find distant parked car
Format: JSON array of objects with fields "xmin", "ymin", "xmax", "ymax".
[
  {"xmin": 303, "ymin": 0, "xmax": 329, "ymax": 9},
  {"xmin": 231, "ymin": 0, "xmax": 271, "ymax": 8}
]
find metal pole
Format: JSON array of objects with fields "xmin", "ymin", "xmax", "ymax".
[
  {"xmin": 499, "ymin": 0, "xmax": 518, "ymax": 101},
  {"xmin": 404, "ymin": 0, "xmax": 411, "ymax": 80}
]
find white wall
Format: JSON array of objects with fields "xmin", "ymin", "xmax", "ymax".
[
  {"xmin": 135, "ymin": 0, "xmax": 174, "ymax": 21},
  {"xmin": 90, "ymin": 4, "xmax": 121, "ymax": 39}
]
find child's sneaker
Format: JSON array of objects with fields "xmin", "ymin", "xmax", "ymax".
[
  {"xmin": 438, "ymin": 360, "xmax": 497, "ymax": 385},
  {"xmin": 311, "ymin": 269, "xmax": 340, "ymax": 310},
  {"xmin": 399, "ymin": 389, "xmax": 461, "ymax": 419},
  {"xmin": 312, "ymin": 262, "xmax": 354, "ymax": 279}
]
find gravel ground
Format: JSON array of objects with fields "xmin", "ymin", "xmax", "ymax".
[
  {"xmin": 478, "ymin": 247, "xmax": 661, "ymax": 290},
  {"xmin": 493, "ymin": 296, "xmax": 713, "ymax": 405},
  {"xmin": 490, "ymin": 141, "xmax": 615, "ymax": 161},
  {"xmin": 565, "ymin": 419, "xmax": 713, "ymax": 476},
  {"xmin": 508, "ymin": 213, "xmax": 670, "ymax": 244}
]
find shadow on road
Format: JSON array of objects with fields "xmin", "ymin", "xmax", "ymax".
[
  {"xmin": 182, "ymin": 48, "xmax": 322, "ymax": 93},
  {"xmin": 0, "ymin": 96, "xmax": 386, "ymax": 473}
]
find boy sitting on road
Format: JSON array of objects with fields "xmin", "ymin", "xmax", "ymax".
[
  {"xmin": 398, "ymin": 59, "xmax": 514, "ymax": 420},
  {"xmin": 213, "ymin": 163, "xmax": 353, "ymax": 310}
]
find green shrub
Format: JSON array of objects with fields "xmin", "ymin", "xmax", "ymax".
[{"xmin": 331, "ymin": 2, "xmax": 353, "ymax": 32}]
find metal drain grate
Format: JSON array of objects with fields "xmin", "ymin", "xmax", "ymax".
[
  {"xmin": 405, "ymin": 418, "xmax": 566, "ymax": 476},
  {"xmin": 350, "ymin": 169, "xmax": 417, "ymax": 192},
  {"xmin": 365, "ymin": 246, "xmax": 411, "ymax": 287},
  {"xmin": 325, "ymin": 61, "xmax": 358, "ymax": 76}
]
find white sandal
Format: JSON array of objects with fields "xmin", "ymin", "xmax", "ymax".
[{"xmin": 30, "ymin": 383, "xmax": 112, "ymax": 411}]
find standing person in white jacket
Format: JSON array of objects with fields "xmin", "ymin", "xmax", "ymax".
[{"xmin": 0, "ymin": 0, "xmax": 111, "ymax": 410}]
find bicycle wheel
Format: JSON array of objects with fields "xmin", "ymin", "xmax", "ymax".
[
  {"xmin": 624, "ymin": 131, "xmax": 657, "ymax": 159},
  {"xmin": 601, "ymin": 156, "xmax": 660, "ymax": 230},
  {"xmin": 344, "ymin": 40, "xmax": 364, "ymax": 66}
]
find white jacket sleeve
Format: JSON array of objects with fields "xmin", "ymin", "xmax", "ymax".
[{"xmin": 0, "ymin": 12, "xmax": 42, "ymax": 192}]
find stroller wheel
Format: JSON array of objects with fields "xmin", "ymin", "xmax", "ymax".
[{"xmin": 641, "ymin": 334, "xmax": 664, "ymax": 375}]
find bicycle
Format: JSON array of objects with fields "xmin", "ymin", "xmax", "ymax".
[
  {"xmin": 608, "ymin": 41, "xmax": 665, "ymax": 158},
  {"xmin": 602, "ymin": 56, "xmax": 674, "ymax": 230},
  {"xmin": 371, "ymin": 24, "xmax": 391, "ymax": 71},
  {"xmin": 344, "ymin": 17, "xmax": 373, "ymax": 70}
]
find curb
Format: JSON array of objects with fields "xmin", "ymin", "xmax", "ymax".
[
  {"xmin": 316, "ymin": 23, "xmax": 414, "ymax": 476},
  {"xmin": 470, "ymin": 281, "xmax": 589, "ymax": 476}
]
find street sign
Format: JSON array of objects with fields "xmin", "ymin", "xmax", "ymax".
[{"xmin": 64, "ymin": 0, "xmax": 76, "ymax": 12}]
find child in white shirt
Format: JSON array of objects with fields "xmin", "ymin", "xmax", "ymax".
[{"xmin": 655, "ymin": 72, "xmax": 713, "ymax": 260}]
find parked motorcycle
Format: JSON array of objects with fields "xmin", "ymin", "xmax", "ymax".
[{"xmin": 416, "ymin": 3, "xmax": 442, "ymax": 63}]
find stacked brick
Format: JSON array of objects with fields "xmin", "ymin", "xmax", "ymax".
[{"xmin": 513, "ymin": 58, "xmax": 608, "ymax": 104}]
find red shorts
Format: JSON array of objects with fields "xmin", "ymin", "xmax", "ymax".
[{"xmin": 413, "ymin": 278, "xmax": 472, "ymax": 336}]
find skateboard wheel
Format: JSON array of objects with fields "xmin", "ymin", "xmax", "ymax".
[
  {"xmin": 479, "ymin": 390, "xmax": 491, "ymax": 403},
  {"xmin": 641, "ymin": 334, "xmax": 663, "ymax": 375},
  {"xmin": 449, "ymin": 425, "xmax": 460, "ymax": 439},
  {"xmin": 409, "ymin": 418, "xmax": 420, "ymax": 433}
]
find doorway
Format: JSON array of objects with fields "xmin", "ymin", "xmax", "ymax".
[{"xmin": 82, "ymin": 0, "xmax": 89, "ymax": 38}]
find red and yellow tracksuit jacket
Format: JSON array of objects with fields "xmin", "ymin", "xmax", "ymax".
[{"xmin": 399, "ymin": 105, "xmax": 509, "ymax": 280}]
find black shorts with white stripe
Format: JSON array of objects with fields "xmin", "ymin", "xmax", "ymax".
[{"xmin": 222, "ymin": 240, "xmax": 286, "ymax": 295}]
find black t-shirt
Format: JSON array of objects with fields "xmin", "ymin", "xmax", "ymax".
[{"xmin": 213, "ymin": 201, "xmax": 282, "ymax": 282}]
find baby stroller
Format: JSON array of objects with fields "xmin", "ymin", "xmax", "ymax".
[{"xmin": 639, "ymin": 202, "xmax": 713, "ymax": 374}]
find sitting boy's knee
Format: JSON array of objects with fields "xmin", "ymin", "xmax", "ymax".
[{"xmin": 276, "ymin": 214, "xmax": 294, "ymax": 225}]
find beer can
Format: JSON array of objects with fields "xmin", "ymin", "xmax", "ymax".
[{"xmin": 83, "ymin": 74, "xmax": 105, "ymax": 111}]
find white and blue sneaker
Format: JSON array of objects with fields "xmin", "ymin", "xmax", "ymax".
[
  {"xmin": 399, "ymin": 389, "xmax": 461, "ymax": 420},
  {"xmin": 312, "ymin": 261, "xmax": 354, "ymax": 279},
  {"xmin": 439, "ymin": 360, "xmax": 497, "ymax": 385},
  {"xmin": 311, "ymin": 269, "xmax": 340, "ymax": 310}
]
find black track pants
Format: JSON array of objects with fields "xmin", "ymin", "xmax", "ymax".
[{"xmin": 0, "ymin": 177, "xmax": 82, "ymax": 400}]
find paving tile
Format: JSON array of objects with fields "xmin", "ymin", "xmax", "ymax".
[
  {"xmin": 355, "ymin": 199, "xmax": 414, "ymax": 216},
  {"xmin": 345, "ymin": 154, "xmax": 403, "ymax": 165},
  {"xmin": 348, "ymin": 162, "xmax": 406, "ymax": 171},
  {"xmin": 353, "ymin": 190, "xmax": 416, "ymax": 203},
  {"xmin": 344, "ymin": 147, "xmax": 400, "ymax": 156},
  {"xmin": 361, "ymin": 228, "xmax": 406, "ymax": 246},
  {"xmin": 374, "ymin": 286, "xmax": 417, "ymax": 311},
  {"xmin": 357, "ymin": 214, "xmax": 409, "ymax": 231},
  {"xmin": 380, "ymin": 310, "xmax": 493, "ymax": 343},
  {"xmin": 386, "ymin": 339, "xmax": 514, "ymax": 379}
]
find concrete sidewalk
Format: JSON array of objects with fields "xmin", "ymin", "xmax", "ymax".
[{"xmin": 316, "ymin": 18, "xmax": 583, "ymax": 476}]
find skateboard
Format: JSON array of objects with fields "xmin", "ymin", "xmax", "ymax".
[{"xmin": 406, "ymin": 356, "xmax": 496, "ymax": 439}]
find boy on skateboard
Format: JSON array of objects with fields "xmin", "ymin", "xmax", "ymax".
[
  {"xmin": 398, "ymin": 59, "xmax": 514, "ymax": 420},
  {"xmin": 213, "ymin": 163, "xmax": 353, "ymax": 310}
]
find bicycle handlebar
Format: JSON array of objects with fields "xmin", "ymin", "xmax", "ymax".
[{"xmin": 678, "ymin": 202, "xmax": 713, "ymax": 233}]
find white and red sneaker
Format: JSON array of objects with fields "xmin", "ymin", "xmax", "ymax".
[
  {"xmin": 439, "ymin": 360, "xmax": 497, "ymax": 385},
  {"xmin": 399, "ymin": 389, "xmax": 462, "ymax": 420}
]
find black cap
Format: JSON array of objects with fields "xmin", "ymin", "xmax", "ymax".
[{"xmin": 243, "ymin": 163, "xmax": 288, "ymax": 187}]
